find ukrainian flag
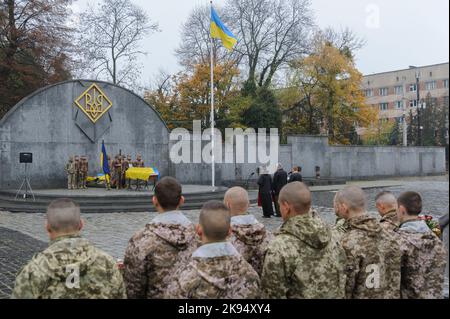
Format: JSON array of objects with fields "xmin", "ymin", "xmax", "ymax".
[
  {"xmin": 210, "ymin": 7, "xmax": 237, "ymax": 51},
  {"xmin": 100, "ymin": 140, "xmax": 110, "ymax": 176}
]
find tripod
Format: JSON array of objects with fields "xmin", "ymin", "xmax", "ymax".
[{"xmin": 15, "ymin": 163, "xmax": 35, "ymax": 201}]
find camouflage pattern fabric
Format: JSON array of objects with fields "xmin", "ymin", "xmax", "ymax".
[
  {"xmin": 229, "ymin": 214, "xmax": 273, "ymax": 275},
  {"xmin": 340, "ymin": 214, "xmax": 402, "ymax": 299},
  {"xmin": 380, "ymin": 210, "xmax": 400, "ymax": 232},
  {"xmin": 261, "ymin": 212, "xmax": 347, "ymax": 299},
  {"xmin": 397, "ymin": 219, "xmax": 448, "ymax": 299},
  {"xmin": 165, "ymin": 242, "xmax": 260, "ymax": 299},
  {"xmin": 123, "ymin": 211, "xmax": 198, "ymax": 299},
  {"xmin": 12, "ymin": 235, "xmax": 126, "ymax": 299}
]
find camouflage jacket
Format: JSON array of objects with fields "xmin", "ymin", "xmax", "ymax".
[
  {"xmin": 340, "ymin": 214, "xmax": 402, "ymax": 299},
  {"xmin": 123, "ymin": 211, "xmax": 198, "ymax": 299},
  {"xmin": 380, "ymin": 210, "xmax": 400, "ymax": 232},
  {"xmin": 12, "ymin": 235, "xmax": 126, "ymax": 299},
  {"xmin": 229, "ymin": 214, "xmax": 273, "ymax": 275},
  {"xmin": 165, "ymin": 242, "xmax": 260, "ymax": 299},
  {"xmin": 333, "ymin": 216, "xmax": 351, "ymax": 240},
  {"xmin": 261, "ymin": 212, "xmax": 347, "ymax": 299},
  {"xmin": 397, "ymin": 220, "xmax": 447, "ymax": 299}
]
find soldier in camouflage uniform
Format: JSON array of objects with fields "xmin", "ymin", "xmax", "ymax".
[
  {"xmin": 334, "ymin": 186, "xmax": 402, "ymax": 299},
  {"xmin": 115, "ymin": 155, "xmax": 123, "ymax": 190},
  {"xmin": 375, "ymin": 191, "xmax": 400, "ymax": 232},
  {"xmin": 65, "ymin": 156, "xmax": 76, "ymax": 190},
  {"xmin": 12, "ymin": 199, "xmax": 126, "ymax": 299},
  {"xmin": 79, "ymin": 156, "xmax": 89, "ymax": 189},
  {"xmin": 74, "ymin": 156, "xmax": 80, "ymax": 190},
  {"xmin": 396, "ymin": 191, "xmax": 447, "ymax": 299},
  {"xmin": 261, "ymin": 182, "xmax": 347, "ymax": 299},
  {"xmin": 123, "ymin": 177, "xmax": 198, "ymax": 299},
  {"xmin": 165, "ymin": 201, "xmax": 260, "ymax": 299},
  {"xmin": 224, "ymin": 187, "xmax": 273, "ymax": 275}
]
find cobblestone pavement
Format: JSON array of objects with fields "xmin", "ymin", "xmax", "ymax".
[
  {"xmin": 0, "ymin": 176, "xmax": 448, "ymax": 298},
  {"xmin": 0, "ymin": 227, "xmax": 47, "ymax": 299}
]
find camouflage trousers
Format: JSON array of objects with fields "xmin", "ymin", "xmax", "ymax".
[
  {"xmin": 67, "ymin": 174, "xmax": 76, "ymax": 190},
  {"xmin": 79, "ymin": 172, "xmax": 87, "ymax": 189}
]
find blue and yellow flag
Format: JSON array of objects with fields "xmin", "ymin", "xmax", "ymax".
[
  {"xmin": 100, "ymin": 141, "xmax": 110, "ymax": 175},
  {"xmin": 210, "ymin": 7, "xmax": 237, "ymax": 51}
]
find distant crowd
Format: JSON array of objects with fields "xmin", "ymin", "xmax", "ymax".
[{"xmin": 11, "ymin": 176, "xmax": 448, "ymax": 299}]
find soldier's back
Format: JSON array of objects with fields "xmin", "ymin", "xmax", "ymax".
[
  {"xmin": 397, "ymin": 220, "xmax": 447, "ymax": 299},
  {"xmin": 261, "ymin": 213, "xmax": 346, "ymax": 299},
  {"xmin": 12, "ymin": 235, "xmax": 125, "ymax": 299},
  {"xmin": 165, "ymin": 242, "xmax": 260, "ymax": 299},
  {"xmin": 341, "ymin": 215, "xmax": 402, "ymax": 299},
  {"xmin": 229, "ymin": 214, "xmax": 273, "ymax": 275},
  {"xmin": 123, "ymin": 211, "xmax": 197, "ymax": 299}
]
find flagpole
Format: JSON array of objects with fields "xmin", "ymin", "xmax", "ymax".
[{"xmin": 210, "ymin": 1, "xmax": 215, "ymax": 192}]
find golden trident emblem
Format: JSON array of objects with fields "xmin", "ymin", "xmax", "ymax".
[{"xmin": 75, "ymin": 84, "xmax": 113, "ymax": 123}]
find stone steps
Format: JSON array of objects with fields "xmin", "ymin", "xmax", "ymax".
[{"xmin": 0, "ymin": 190, "xmax": 258, "ymax": 213}]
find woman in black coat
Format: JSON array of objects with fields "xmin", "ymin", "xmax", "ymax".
[{"xmin": 257, "ymin": 167, "xmax": 274, "ymax": 218}]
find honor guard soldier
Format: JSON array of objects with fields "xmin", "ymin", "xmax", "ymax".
[
  {"xmin": 74, "ymin": 156, "xmax": 81, "ymax": 190},
  {"xmin": 111, "ymin": 155, "xmax": 119, "ymax": 189},
  {"xmin": 122, "ymin": 155, "xmax": 131, "ymax": 189},
  {"xmin": 65, "ymin": 156, "xmax": 76, "ymax": 190},
  {"xmin": 79, "ymin": 156, "xmax": 89, "ymax": 189},
  {"xmin": 133, "ymin": 154, "xmax": 145, "ymax": 190},
  {"xmin": 115, "ymin": 155, "xmax": 123, "ymax": 190}
]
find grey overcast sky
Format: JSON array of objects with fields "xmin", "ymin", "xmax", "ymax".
[{"xmin": 72, "ymin": 0, "xmax": 449, "ymax": 84}]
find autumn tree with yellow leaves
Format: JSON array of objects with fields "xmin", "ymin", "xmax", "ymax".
[
  {"xmin": 145, "ymin": 62, "xmax": 240, "ymax": 131},
  {"xmin": 285, "ymin": 42, "xmax": 377, "ymax": 144}
]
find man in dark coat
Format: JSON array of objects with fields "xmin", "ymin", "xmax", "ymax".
[
  {"xmin": 272, "ymin": 163, "xmax": 288, "ymax": 217},
  {"xmin": 288, "ymin": 166, "xmax": 303, "ymax": 183},
  {"xmin": 257, "ymin": 166, "xmax": 274, "ymax": 218}
]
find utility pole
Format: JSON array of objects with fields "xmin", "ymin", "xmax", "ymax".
[{"xmin": 416, "ymin": 70, "xmax": 422, "ymax": 146}]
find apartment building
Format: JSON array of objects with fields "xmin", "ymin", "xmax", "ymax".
[{"xmin": 362, "ymin": 62, "xmax": 449, "ymax": 123}]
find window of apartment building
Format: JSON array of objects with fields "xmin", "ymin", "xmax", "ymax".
[
  {"xmin": 379, "ymin": 88, "xmax": 389, "ymax": 96},
  {"xmin": 394, "ymin": 85, "xmax": 403, "ymax": 95},
  {"xmin": 396, "ymin": 117, "xmax": 404, "ymax": 124},
  {"xmin": 379, "ymin": 102, "xmax": 389, "ymax": 111},
  {"xmin": 409, "ymin": 99, "xmax": 418, "ymax": 107},
  {"xmin": 425, "ymin": 81, "xmax": 436, "ymax": 91},
  {"xmin": 365, "ymin": 89, "xmax": 373, "ymax": 97},
  {"xmin": 395, "ymin": 101, "xmax": 404, "ymax": 109},
  {"xmin": 444, "ymin": 79, "xmax": 449, "ymax": 89},
  {"xmin": 409, "ymin": 84, "xmax": 417, "ymax": 92}
]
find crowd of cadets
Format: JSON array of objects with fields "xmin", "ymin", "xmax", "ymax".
[{"xmin": 11, "ymin": 177, "xmax": 447, "ymax": 299}]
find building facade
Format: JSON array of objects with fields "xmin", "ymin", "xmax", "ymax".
[{"xmin": 362, "ymin": 62, "xmax": 449, "ymax": 123}]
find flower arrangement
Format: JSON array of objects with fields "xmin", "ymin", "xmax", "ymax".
[{"xmin": 418, "ymin": 215, "xmax": 442, "ymax": 237}]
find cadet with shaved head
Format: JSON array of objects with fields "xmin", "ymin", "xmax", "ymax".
[
  {"xmin": 375, "ymin": 191, "xmax": 399, "ymax": 231},
  {"xmin": 165, "ymin": 201, "xmax": 260, "ymax": 299},
  {"xmin": 224, "ymin": 187, "xmax": 273, "ymax": 275},
  {"xmin": 12, "ymin": 199, "xmax": 126, "ymax": 299},
  {"xmin": 334, "ymin": 186, "xmax": 402, "ymax": 299},
  {"xmin": 261, "ymin": 182, "xmax": 347, "ymax": 299}
]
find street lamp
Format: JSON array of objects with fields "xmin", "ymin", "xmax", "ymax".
[{"xmin": 415, "ymin": 70, "xmax": 422, "ymax": 146}]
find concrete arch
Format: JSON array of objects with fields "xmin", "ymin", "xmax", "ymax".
[{"xmin": 0, "ymin": 80, "xmax": 170, "ymax": 189}]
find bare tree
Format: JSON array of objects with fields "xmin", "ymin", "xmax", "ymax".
[
  {"xmin": 313, "ymin": 27, "xmax": 366, "ymax": 58},
  {"xmin": 226, "ymin": 0, "xmax": 314, "ymax": 88},
  {"xmin": 176, "ymin": 5, "xmax": 241, "ymax": 71},
  {"xmin": 77, "ymin": 0, "xmax": 158, "ymax": 87}
]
